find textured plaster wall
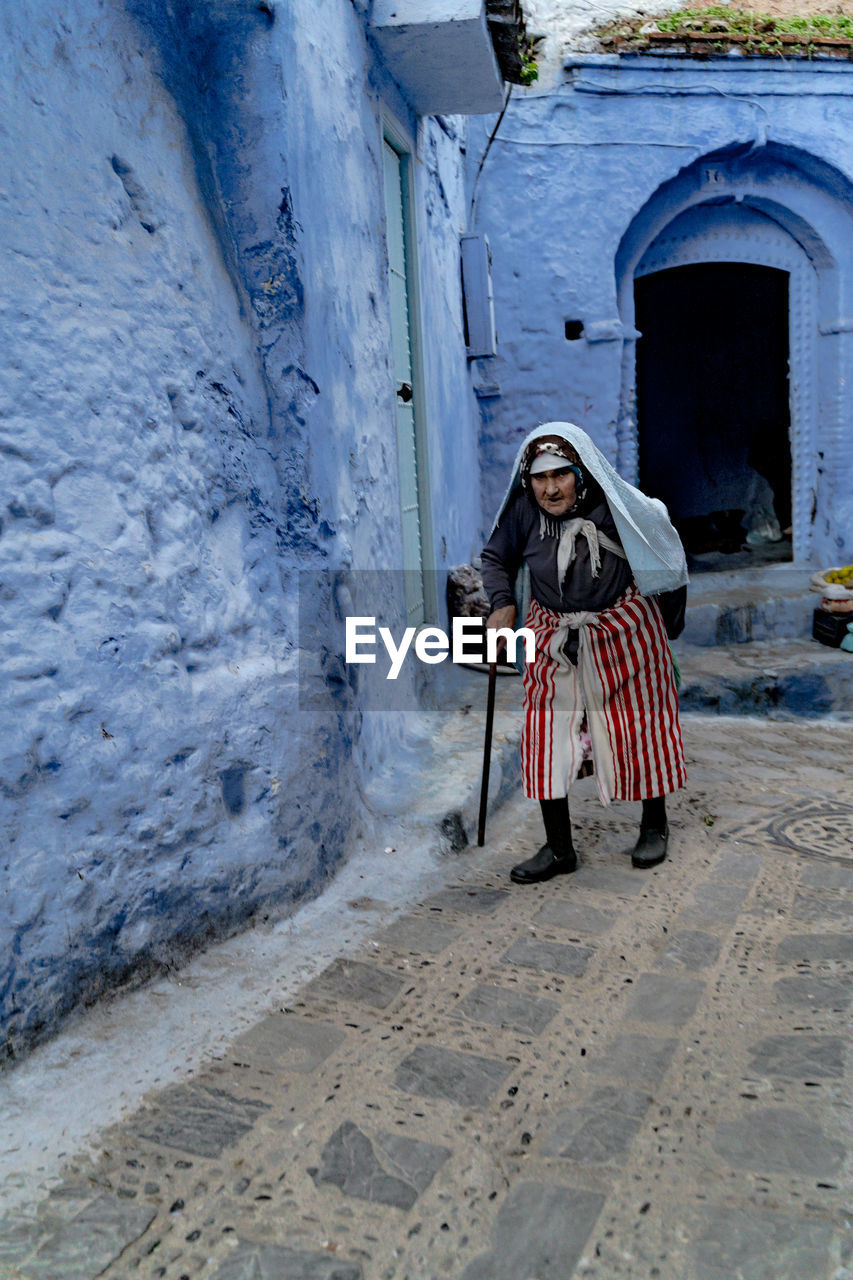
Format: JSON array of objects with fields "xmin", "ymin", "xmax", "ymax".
[
  {"xmin": 1, "ymin": 0, "xmax": 476, "ymax": 1056},
  {"xmin": 469, "ymin": 59, "xmax": 853, "ymax": 560},
  {"xmin": 280, "ymin": 4, "xmax": 480, "ymax": 805}
]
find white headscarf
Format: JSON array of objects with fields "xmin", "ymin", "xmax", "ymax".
[{"xmin": 492, "ymin": 422, "xmax": 689, "ymax": 597}]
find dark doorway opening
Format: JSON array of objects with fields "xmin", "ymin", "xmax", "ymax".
[{"xmin": 635, "ymin": 262, "xmax": 792, "ymax": 571}]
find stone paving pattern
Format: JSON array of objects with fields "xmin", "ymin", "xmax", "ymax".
[{"xmin": 1, "ymin": 717, "xmax": 852, "ymax": 1279}]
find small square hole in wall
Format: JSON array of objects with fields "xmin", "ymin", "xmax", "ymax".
[{"xmin": 565, "ymin": 320, "xmax": 584, "ymax": 341}]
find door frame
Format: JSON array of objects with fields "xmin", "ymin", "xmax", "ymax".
[{"xmin": 381, "ymin": 111, "xmax": 438, "ymax": 624}]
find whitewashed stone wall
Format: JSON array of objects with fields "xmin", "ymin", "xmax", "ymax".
[{"xmin": 523, "ymin": 0, "xmax": 686, "ymax": 82}]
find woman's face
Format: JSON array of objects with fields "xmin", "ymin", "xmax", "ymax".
[{"xmin": 530, "ymin": 465, "xmax": 578, "ymax": 516}]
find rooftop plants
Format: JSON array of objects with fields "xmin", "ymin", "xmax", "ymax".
[{"xmin": 598, "ymin": 7, "xmax": 853, "ymax": 57}]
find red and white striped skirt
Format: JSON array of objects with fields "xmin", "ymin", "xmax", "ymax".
[{"xmin": 521, "ymin": 588, "xmax": 686, "ymax": 804}]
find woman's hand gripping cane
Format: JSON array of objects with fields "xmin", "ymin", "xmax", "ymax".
[{"xmin": 485, "ymin": 604, "xmax": 517, "ymax": 661}]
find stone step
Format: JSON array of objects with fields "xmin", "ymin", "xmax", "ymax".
[
  {"xmin": 682, "ymin": 566, "xmax": 817, "ymax": 646},
  {"xmin": 676, "ymin": 635, "xmax": 853, "ymax": 719}
]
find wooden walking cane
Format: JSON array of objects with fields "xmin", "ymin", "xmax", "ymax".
[{"xmin": 477, "ymin": 660, "xmax": 498, "ymax": 846}]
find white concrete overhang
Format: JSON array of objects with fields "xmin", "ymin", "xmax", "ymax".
[{"xmin": 371, "ymin": 0, "xmax": 505, "ymax": 116}]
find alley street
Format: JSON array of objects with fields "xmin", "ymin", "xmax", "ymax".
[{"xmin": 1, "ymin": 713, "xmax": 852, "ymax": 1280}]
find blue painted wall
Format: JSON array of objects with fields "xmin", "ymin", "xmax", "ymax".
[
  {"xmin": 469, "ymin": 57, "xmax": 853, "ymax": 565},
  {"xmin": 0, "ymin": 0, "xmax": 480, "ymax": 1055}
]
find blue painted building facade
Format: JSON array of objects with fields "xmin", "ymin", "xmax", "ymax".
[
  {"xmin": 0, "ymin": 0, "xmax": 507, "ymax": 1055},
  {"xmin": 469, "ymin": 56, "xmax": 853, "ymax": 568}
]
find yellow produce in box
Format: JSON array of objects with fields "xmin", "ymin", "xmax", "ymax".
[{"xmin": 826, "ymin": 565, "xmax": 853, "ymax": 585}]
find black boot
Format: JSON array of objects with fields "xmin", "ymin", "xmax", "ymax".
[
  {"xmin": 632, "ymin": 796, "xmax": 669, "ymax": 869},
  {"xmin": 510, "ymin": 798, "xmax": 578, "ymax": 884}
]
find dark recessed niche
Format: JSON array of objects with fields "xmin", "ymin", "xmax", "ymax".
[{"xmin": 565, "ymin": 320, "xmax": 584, "ymax": 341}]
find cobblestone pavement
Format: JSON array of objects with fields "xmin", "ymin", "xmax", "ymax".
[{"xmin": 2, "ymin": 716, "xmax": 852, "ymax": 1280}]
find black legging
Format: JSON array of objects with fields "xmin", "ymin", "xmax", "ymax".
[{"xmin": 540, "ymin": 794, "xmax": 667, "ymax": 852}]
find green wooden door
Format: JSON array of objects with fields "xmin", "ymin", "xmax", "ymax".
[{"xmin": 383, "ymin": 137, "xmax": 425, "ymax": 626}]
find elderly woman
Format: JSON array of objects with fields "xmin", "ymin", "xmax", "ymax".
[{"xmin": 481, "ymin": 423, "xmax": 688, "ymax": 885}]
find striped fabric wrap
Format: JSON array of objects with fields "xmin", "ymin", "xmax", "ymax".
[{"xmin": 521, "ymin": 588, "xmax": 686, "ymax": 805}]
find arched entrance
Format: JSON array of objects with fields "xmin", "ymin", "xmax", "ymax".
[
  {"xmin": 635, "ymin": 260, "xmax": 792, "ymax": 565},
  {"xmin": 615, "ymin": 142, "xmax": 853, "ymax": 567}
]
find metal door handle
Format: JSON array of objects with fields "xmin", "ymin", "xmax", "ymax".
[{"xmin": 397, "ymin": 381, "xmax": 413, "ymax": 403}]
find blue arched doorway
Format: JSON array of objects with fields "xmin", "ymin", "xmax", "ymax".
[{"xmin": 616, "ymin": 143, "xmax": 853, "ymax": 566}]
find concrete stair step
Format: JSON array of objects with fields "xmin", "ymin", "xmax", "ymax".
[
  {"xmin": 682, "ymin": 567, "xmax": 816, "ymax": 645},
  {"xmin": 676, "ymin": 636, "xmax": 853, "ymax": 719}
]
